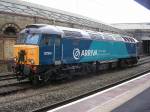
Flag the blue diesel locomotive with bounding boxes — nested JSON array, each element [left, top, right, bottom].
[[13, 24, 139, 84]]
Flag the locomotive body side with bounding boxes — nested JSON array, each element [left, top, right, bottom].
[[61, 36, 137, 64], [12, 24, 139, 84]]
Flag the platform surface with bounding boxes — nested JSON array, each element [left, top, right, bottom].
[[49, 72, 150, 112], [112, 87, 150, 112]]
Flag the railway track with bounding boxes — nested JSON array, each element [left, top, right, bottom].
[[0, 56, 150, 112], [138, 56, 150, 64], [32, 66, 150, 112], [0, 72, 16, 81], [37, 72, 150, 111], [0, 81, 31, 96], [0, 74, 16, 81], [0, 56, 149, 95], [0, 73, 30, 96]]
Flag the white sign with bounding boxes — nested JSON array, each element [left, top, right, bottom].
[[73, 48, 98, 60], [44, 52, 52, 55]]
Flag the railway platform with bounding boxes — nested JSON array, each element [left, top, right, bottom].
[[49, 72, 150, 112]]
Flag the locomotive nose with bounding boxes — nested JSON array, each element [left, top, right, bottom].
[[13, 45, 39, 65]]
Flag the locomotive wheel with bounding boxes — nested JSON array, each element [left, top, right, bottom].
[[42, 73, 50, 83], [66, 71, 73, 80], [109, 63, 112, 69], [29, 75, 40, 85]]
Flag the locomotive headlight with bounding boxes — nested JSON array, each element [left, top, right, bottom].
[[30, 59, 34, 64], [28, 59, 34, 64], [14, 57, 17, 62]]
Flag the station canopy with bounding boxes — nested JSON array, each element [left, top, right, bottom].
[[0, 0, 124, 33]]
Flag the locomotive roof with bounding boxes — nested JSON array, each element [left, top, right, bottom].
[[21, 24, 62, 35], [23, 24, 138, 43]]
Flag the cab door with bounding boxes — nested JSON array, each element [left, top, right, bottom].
[[39, 34, 54, 65], [54, 35, 61, 65]]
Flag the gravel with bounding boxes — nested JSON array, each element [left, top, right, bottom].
[[0, 62, 150, 112]]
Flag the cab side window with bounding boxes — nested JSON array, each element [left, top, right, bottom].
[[41, 34, 52, 46], [55, 35, 61, 47]]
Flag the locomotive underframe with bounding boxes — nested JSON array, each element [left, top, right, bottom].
[[13, 57, 138, 85]]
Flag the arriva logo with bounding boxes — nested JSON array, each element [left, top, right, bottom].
[[73, 48, 98, 60], [73, 48, 80, 60]]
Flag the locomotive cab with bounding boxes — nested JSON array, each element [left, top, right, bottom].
[[39, 34, 61, 65], [13, 25, 62, 82], [14, 33, 40, 65]]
